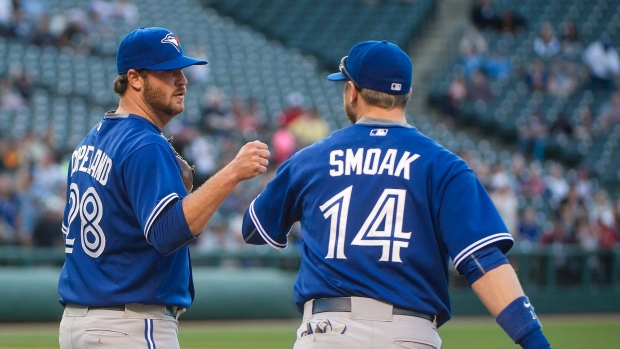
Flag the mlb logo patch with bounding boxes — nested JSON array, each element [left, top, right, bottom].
[[391, 83, 402, 91], [370, 129, 388, 136]]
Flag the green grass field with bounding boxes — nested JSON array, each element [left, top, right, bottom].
[[0, 314, 618, 349]]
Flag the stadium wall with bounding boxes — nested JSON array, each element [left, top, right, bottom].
[[0, 267, 619, 323]]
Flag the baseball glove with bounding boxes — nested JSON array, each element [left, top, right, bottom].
[[168, 136, 195, 193]]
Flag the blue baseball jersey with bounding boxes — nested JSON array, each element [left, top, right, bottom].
[[58, 113, 194, 308], [242, 118, 513, 326]]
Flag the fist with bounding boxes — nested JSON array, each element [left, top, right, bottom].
[[230, 140, 270, 181]]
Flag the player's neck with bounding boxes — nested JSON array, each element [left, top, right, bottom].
[[356, 104, 407, 124], [116, 97, 168, 130]]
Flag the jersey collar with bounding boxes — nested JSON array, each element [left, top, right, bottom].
[[356, 116, 412, 128]]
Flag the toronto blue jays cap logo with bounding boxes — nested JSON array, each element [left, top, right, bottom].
[[161, 33, 181, 52]]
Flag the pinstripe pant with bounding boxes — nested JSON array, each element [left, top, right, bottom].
[[60, 304, 179, 349]]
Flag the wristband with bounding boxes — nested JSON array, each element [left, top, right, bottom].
[[496, 296, 551, 349]]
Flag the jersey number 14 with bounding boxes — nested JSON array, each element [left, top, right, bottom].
[[320, 185, 411, 263]]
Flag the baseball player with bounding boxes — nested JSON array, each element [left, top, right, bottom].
[[58, 27, 270, 349], [242, 40, 551, 349]]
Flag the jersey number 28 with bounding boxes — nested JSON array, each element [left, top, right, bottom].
[[320, 185, 411, 263], [65, 183, 106, 258]]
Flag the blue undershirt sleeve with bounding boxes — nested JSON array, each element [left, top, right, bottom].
[[147, 200, 195, 256], [456, 246, 510, 285]]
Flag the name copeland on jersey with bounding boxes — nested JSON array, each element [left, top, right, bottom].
[[62, 144, 114, 257], [70, 145, 113, 185]]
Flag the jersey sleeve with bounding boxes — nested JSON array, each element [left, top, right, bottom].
[[242, 159, 300, 249], [438, 168, 514, 270], [122, 142, 188, 241]]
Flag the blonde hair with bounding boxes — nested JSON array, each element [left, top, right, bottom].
[[359, 88, 410, 110]]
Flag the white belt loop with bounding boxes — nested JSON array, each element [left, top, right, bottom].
[[123, 303, 166, 319], [350, 297, 393, 322], [303, 299, 314, 321]]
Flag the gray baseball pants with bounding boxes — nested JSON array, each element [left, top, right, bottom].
[[294, 297, 442, 349], [59, 303, 181, 349]]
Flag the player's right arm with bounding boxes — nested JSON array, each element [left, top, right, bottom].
[[182, 140, 270, 236]]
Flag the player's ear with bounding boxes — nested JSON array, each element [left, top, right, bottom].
[[346, 81, 358, 105], [126, 69, 145, 91]]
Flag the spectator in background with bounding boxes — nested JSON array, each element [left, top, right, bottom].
[[0, 172, 21, 245], [595, 90, 620, 131], [540, 217, 575, 245], [518, 109, 548, 160], [559, 20, 583, 59], [11, 65, 34, 101], [589, 189, 615, 231], [489, 167, 519, 236], [534, 22, 560, 60], [525, 58, 549, 92], [545, 163, 570, 206], [518, 206, 541, 244], [270, 126, 296, 165], [497, 9, 525, 34], [485, 48, 512, 81], [548, 109, 573, 141], [459, 25, 488, 78], [200, 88, 235, 137], [467, 68, 493, 102], [547, 57, 579, 98], [29, 13, 56, 47], [520, 161, 547, 199], [444, 72, 468, 121], [277, 91, 308, 128], [288, 106, 330, 149], [0, 76, 26, 110], [573, 105, 594, 142], [470, 0, 500, 31], [237, 97, 267, 142], [582, 34, 620, 91], [574, 166, 594, 201], [576, 217, 598, 251], [91, 0, 138, 26]]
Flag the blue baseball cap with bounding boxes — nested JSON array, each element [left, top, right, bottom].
[[116, 27, 207, 75], [327, 40, 412, 95]]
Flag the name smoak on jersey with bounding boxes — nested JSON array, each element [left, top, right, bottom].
[[70, 145, 113, 185], [329, 148, 420, 179]]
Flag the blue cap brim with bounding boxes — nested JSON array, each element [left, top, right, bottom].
[[327, 72, 346, 81], [145, 55, 207, 71]]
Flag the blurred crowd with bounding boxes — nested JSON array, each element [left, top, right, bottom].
[[0, 0, 617, 264], [446, 0, 620, 163], [0, 86, 330, 250], [0, 0, 137, 54], [437, 0, 620, 254]]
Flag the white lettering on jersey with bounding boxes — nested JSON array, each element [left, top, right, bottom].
[[329, 150, 344, 176], [71, 146, 112, 186], [329, 148, 420, 179], [345, 148, 363, 175]]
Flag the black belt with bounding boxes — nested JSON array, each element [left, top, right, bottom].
[[88, 305, 180, 318], [312, 297, 435, 322]]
